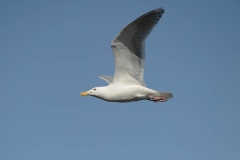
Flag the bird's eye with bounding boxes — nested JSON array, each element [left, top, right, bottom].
[[93, 88, 96, 91]]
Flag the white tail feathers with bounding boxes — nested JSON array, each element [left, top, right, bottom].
[[158, 92, 173, 99]]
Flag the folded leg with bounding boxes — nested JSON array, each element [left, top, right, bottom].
[[147, 96, 167, 102]]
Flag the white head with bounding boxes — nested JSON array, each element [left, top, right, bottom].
[[80, 87, 106, 99]]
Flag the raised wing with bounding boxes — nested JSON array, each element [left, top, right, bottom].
[[99, 75, 114, 84], [111, 8, 164, 85]]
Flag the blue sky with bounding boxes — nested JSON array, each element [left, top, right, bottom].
[[1, 0, 240, 159]]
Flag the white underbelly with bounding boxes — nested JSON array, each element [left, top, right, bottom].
[[104, 85, 148, 102]]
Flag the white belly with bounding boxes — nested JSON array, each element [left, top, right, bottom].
[[102, 85, 155, 102]]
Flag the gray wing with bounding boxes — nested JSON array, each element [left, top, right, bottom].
[[99, 75, 114, 84], [111, 8, 164, 85]]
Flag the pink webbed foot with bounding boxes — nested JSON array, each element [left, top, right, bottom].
[[148, 96, 167, 102]]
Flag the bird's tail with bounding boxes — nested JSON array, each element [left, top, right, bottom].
[[158, 92, 173, 99]]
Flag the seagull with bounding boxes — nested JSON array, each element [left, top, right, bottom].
[[81, 8, 173, 102]]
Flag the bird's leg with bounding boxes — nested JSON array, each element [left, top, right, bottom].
[[147, 96, 167, 102]]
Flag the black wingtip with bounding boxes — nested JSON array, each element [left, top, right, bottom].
[[154, 8, 164, 14]]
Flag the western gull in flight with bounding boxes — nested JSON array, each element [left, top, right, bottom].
[[81, 8, 173, 102]]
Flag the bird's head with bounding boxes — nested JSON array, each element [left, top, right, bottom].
[[80, 87, 105, 98]]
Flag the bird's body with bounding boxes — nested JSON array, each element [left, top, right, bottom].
[[81, 8, 173, 103], [91, 84, 158, 102]]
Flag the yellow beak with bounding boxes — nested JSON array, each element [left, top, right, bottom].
[[80, 91, 90, 96]]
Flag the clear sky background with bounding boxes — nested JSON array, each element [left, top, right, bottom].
[[1, 0, 240, 159]]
